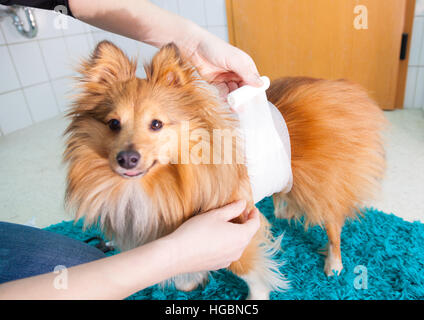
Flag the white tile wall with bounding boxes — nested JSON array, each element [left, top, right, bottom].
[[404, 67, 418, 108], [112, 34, 139, 56], [178, 0, 207, 27], [51, 77, 74, 112], [0, 27, 5, 45], [40, 37, 73, 79], [207, 25, 229, 42], [0, 90, 33, 134], [34, 9, 63, 39], [9, 41, 49, 87], [0, 46, 21, 93], [92, 30, 117, 44], [414, 68, 424, 107], [157, 0, 179, 14], [404, 0, 424, 109], [416, 0, 424, 16], [62, 17, 88, 36], [0, 1, 229, 136], [204, 0, 227, 26], [409, 17, 423, 66], [24, 82, 59, 122], [65, 34, 91, 65]]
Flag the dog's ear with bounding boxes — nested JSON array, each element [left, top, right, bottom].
[[79, 40, 137, 87], [145, 43, 196, 86]]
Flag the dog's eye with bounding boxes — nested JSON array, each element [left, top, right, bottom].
[[108, 119, 121, 131], [150, 119, 163, 131]]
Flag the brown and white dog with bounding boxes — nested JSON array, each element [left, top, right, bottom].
[[64, 40, 386, 299]]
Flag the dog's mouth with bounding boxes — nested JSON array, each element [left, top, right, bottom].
[[119, 160, 158, 179], [123, 171, 144, 177]]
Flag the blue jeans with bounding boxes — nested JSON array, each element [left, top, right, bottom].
[[0, 221, 106, 284]]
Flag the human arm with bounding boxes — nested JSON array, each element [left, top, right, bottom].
[[0, 200, 259, 300], [67, 0, 263, 93], [1, 0, 262, 93]]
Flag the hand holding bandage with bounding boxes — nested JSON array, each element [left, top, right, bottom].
[[227, 76, 293, 203]]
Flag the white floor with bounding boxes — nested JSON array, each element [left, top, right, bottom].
[[0, 109, 423, 228], [366, 109, 424, 222]]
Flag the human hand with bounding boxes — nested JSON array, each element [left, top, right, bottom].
[[184, 28, 263, 98], [163, 200, 260, 275]]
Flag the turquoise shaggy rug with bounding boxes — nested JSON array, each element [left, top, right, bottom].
[[44, 197, 424, 300]]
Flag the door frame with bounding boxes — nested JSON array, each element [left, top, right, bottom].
[[395, 0, 415, 109]]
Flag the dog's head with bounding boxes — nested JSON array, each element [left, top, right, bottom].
[[64, 41, 250, 234], [66, 41, 228, 180]]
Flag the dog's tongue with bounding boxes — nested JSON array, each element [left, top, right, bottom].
[[125, 171, 140, 176]]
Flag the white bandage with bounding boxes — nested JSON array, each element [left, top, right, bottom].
[[228, 76, 292, 203]]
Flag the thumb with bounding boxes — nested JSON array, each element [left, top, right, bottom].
[[215, 200, 247, 221], [240, 207, 261, 234], [228, 51, 263, 87], [243, 73, 263, 87]]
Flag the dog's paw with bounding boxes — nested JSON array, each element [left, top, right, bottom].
[[175, 280, 200, 292], [246, 288, 270, 300], [324, 255, 343, 276], [173, 271, 208, 292]]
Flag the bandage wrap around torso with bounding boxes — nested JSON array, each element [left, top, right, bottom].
[[227, 76, 293, 203]]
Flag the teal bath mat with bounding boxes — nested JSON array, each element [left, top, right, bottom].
[[44, 197, 424, 300]]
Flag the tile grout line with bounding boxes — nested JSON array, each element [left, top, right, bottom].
[[416, 17, 424, 72], [0, 24, 7, 45], [411, 65, 421, 108], [4, 40, 35, 124], [0, 30, 100, 47], [59, 24, 74, 114], [176, 0, 181, 14], [202, 0, 209, 28], [37, 34, 63, 114], [0, 75, 74, 96]]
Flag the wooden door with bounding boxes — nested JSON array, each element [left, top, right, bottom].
[[226, 0, 415, 109]]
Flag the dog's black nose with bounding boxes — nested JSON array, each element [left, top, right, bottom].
[[116, 150, 140, 169]]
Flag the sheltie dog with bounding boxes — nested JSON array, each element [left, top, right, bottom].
[[64, 40, 386, 299]]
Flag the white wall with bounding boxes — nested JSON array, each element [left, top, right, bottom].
[[404, 0, 424, 109], [0, 0, 228, 136]]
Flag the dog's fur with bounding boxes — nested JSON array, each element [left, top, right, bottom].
[[64, 41, 386, 299]]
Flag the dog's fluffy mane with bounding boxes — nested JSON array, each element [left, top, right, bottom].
[[63, 41, 252, 249]]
